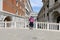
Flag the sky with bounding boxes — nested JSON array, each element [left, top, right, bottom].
[[30, 0, 43, 13]]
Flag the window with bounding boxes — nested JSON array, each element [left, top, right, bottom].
[[16, 0, 18, 6], [47, 4, 49, 8], [47, 13, 49, 20], [44, 8, 45, 11], [44, 14, 45, 18], [26, 9, 29, 15], [16, 0, 18, 3], [20, 0, 22, 2], [16, 10, 18, 15], [47, 13, 48, 15], [55, 0, 58, 2], [47, 0, 49, 8]]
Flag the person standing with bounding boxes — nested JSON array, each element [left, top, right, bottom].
[[29, 16, 34, 30]]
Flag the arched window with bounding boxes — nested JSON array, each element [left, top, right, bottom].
[[55, 0, 58, 3], [4, 16, 12, 21]]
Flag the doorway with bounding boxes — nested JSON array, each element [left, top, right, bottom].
[[57, 16, 60, 30], [57, 16, 60, 23], [4, 16, 12, 27]]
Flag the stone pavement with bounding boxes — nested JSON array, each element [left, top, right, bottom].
[[0, 29, 60, 40]]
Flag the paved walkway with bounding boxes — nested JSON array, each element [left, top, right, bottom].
[[0, 29, 60, 40]]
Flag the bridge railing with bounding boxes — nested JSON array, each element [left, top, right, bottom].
[[0, 21, 25, 29], [0, 21, 60, 31], [36, 22, 60, 30]]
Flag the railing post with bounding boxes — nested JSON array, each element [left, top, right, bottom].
[[15, 22, 16, 28], [36, 21, 38, 29], [5, 22, 7, 28], [59, 23, 60, 30], [47, 23, 49, 30], [25, 21, 26, 28]]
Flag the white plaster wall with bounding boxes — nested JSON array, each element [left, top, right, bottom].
[[12, 17, 25, 22], [0, 15, 6, 21], [12, 17, 25, 28]]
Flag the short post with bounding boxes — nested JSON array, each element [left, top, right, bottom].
[[59, 23, 60, 30], [24, 18, 27, 29], [5, 22, 7, 28], [47, 23, 49, 30], [36, 22, 38, 29], [15, 22, 16, 28], [24, 21, 26, 28]]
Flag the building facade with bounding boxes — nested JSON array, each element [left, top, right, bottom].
[[0, 0, 27, 22], [37, 0, 60, 23], [25, 0, 33, 17], [24, 0, 33, 27]]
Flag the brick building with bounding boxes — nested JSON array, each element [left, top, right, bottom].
[[0, 0, 27, 22], [3, 0, 27, 16]]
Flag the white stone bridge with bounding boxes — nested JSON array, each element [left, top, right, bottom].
[[0, 22, 60, 40]]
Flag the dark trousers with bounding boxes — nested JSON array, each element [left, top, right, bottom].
[[29, 22, 33, 27]]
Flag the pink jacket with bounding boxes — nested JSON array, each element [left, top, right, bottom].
[[29, 17, 34, 22]]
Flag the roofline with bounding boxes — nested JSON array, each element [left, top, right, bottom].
[[28, 0, 33, 11]]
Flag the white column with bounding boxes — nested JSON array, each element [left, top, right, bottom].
[[24, 18, 26, 28], [5, 22, 7, 28], [47, 23, 49, 30], [15, 22, 16, 28], [59, 23, 60, 30], [36, 21, 38, 29]]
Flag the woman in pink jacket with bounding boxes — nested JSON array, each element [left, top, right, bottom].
[[29, 16, 34, 29]]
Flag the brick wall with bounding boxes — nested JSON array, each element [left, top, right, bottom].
[[3, 0, 27, 16], [3, 0, 16, 14]]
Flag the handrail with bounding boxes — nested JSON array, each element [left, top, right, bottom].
[[0, 21, 60, 31], [37, 22, 60, 30]]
